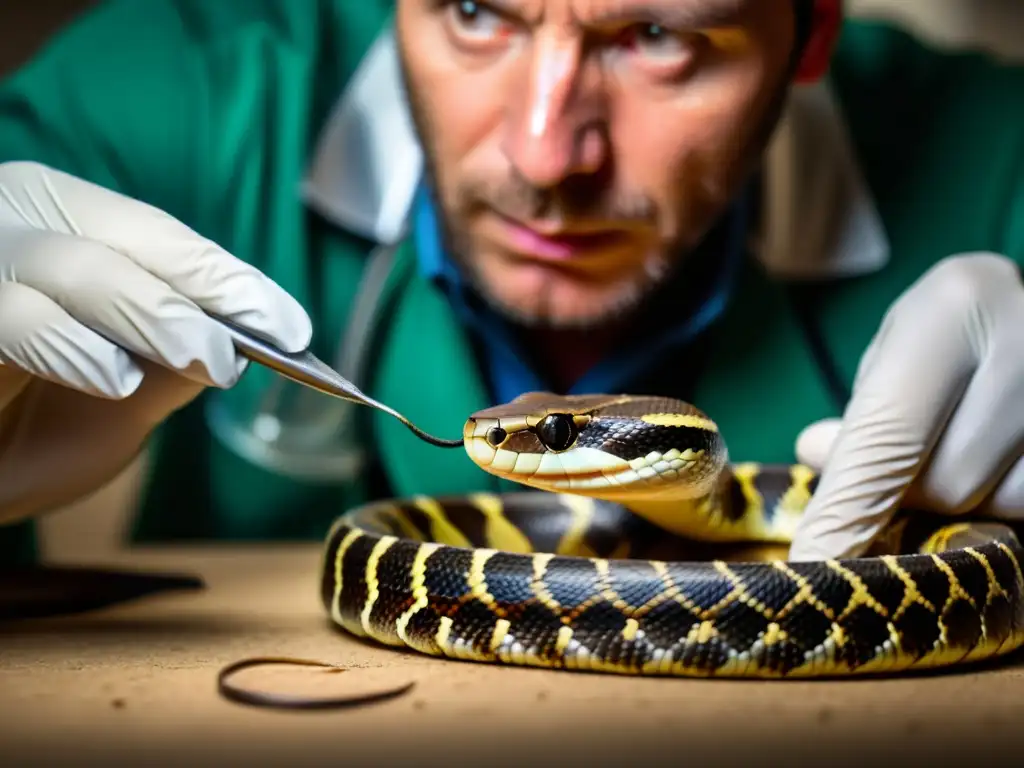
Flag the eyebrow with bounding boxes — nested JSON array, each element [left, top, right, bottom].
[[585, 0, 748, 29]]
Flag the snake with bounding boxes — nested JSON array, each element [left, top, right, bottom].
[[318, 393, 1024, 679]]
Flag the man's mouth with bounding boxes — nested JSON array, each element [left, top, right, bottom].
[[490, 210, 632, 262]]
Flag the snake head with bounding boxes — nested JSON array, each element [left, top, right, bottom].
[[462, 393, 727, 500]]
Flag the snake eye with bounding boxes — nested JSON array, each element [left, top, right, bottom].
[[537, 413, 578, 452], [485, 426, 507, 447]]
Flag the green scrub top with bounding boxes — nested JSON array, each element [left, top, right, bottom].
[[0, 0, 1022, 564]]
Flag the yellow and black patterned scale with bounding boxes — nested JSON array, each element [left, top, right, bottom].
[[320, 394, 1024, 678]]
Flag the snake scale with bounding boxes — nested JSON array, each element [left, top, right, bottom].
[[319, 393, 1024, 679]]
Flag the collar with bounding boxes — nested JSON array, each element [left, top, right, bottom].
[[302, 25, 889, 280]]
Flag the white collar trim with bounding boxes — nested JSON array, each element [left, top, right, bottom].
[[300, 28, 422, 245], [301, 26, 889, 279]]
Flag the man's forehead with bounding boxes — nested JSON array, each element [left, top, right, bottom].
[[478, 0, 753, 27]]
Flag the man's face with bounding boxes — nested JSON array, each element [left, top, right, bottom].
[[397, 0, 798, 329]]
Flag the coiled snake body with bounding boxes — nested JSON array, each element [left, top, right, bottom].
[[320, 394, 1024, 678]]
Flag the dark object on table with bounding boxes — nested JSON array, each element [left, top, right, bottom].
[[0, 565, 205, 622]]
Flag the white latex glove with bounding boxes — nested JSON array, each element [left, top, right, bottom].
[[0, 161, 311, 524], [789, 252, 1024, 561]]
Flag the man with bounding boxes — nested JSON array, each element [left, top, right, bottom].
[[0, 0, 1021, 566]]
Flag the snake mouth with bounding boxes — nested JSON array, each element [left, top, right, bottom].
[[463, 432, 710, 498]]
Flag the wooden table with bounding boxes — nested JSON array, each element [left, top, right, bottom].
[[2, 544, 1022, 766]]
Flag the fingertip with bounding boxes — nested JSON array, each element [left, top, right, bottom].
[[234, 356, 251, 378], [109, 347, 146, 398], [795, 418, 842, 470], [785, 541, 828, 562], [787, 516, 834, 562], [225, 277, 312, 354], [790, 507, 881, 561], [214, 354, 251, 389], [788, 535, 848, 563], [202, 325, 250, 390], [275, 300, 314, 353]]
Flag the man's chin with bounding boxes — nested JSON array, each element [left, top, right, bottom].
[[471, 273, 653, 331], [449, 235, 671, 330]]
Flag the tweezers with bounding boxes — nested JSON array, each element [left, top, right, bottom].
[[214, 314, 464, 448]]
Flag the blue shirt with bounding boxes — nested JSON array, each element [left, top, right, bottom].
[[412, 184, 752, 404]]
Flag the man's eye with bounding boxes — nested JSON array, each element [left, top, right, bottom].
[[622, 23, 688, 60], [448, 0, 509, 40], [636, 23, 669, 44]]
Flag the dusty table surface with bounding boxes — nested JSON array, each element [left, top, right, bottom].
[[1, 544, 1023, 766]]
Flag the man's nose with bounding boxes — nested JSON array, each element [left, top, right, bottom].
[[502, 35, 607, 189]]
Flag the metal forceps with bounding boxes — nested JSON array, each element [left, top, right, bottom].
[[213, 314, 464, 449]]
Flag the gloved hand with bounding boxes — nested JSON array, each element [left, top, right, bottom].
[[789, 252, 1024, 561], [0, 161, 311, 525]]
